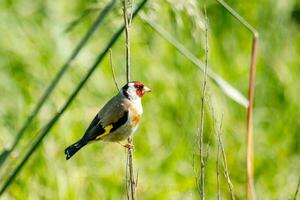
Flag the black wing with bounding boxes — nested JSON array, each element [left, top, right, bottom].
[[111, 111, 129, 132], [81, 111, 129, 143]]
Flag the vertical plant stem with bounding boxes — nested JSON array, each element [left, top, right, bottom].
[[217, 115, 236, 200], [216, 137, 221, 200], [216, 1, 258, 199], [125, 150, 130, 200], [127, 137, 135, 200], [122, 0, 136, 199], [246, 34, 258, 200], [199, 5, 209, 200], [123, 0, 131, 83]]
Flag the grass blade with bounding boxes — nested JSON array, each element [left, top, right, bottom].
[[139, 14, 248, 107]]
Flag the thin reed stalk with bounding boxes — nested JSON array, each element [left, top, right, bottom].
[[122, 0, 136, 199], [216, 135, 221, 200], [217, 115, 236, 200], [216, 1, 259, 199], [198, 5, 209, 199]]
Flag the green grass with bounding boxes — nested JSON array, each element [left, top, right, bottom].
[[0, 0, 300, 199]]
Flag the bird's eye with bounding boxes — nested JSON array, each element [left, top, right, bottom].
[[135, 85, 143, 90]]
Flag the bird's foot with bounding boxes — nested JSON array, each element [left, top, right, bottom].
[[118, 142, 134, 149]]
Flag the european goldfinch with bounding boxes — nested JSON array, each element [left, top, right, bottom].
[[64, 81, 151, 160]]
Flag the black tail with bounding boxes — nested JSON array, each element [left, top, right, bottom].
[[64, 140, 86, 160]]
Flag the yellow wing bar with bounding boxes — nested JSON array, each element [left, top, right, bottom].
[[96, 124, 113, 140]]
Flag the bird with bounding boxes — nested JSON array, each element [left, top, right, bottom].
[[64, 81, 151, 160]]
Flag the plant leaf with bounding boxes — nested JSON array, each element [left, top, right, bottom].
[[139, 14, 249, 107]]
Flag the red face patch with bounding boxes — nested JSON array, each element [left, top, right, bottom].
[[134, 81, 144, 97], [136, 89, 143, 97]]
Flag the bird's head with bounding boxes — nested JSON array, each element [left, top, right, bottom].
[[122, 81, 151, 100]]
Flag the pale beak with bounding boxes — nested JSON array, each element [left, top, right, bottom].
[[143, 86, 151, 93]]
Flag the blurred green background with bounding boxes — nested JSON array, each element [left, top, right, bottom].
[[0, 0, 299, 199]]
